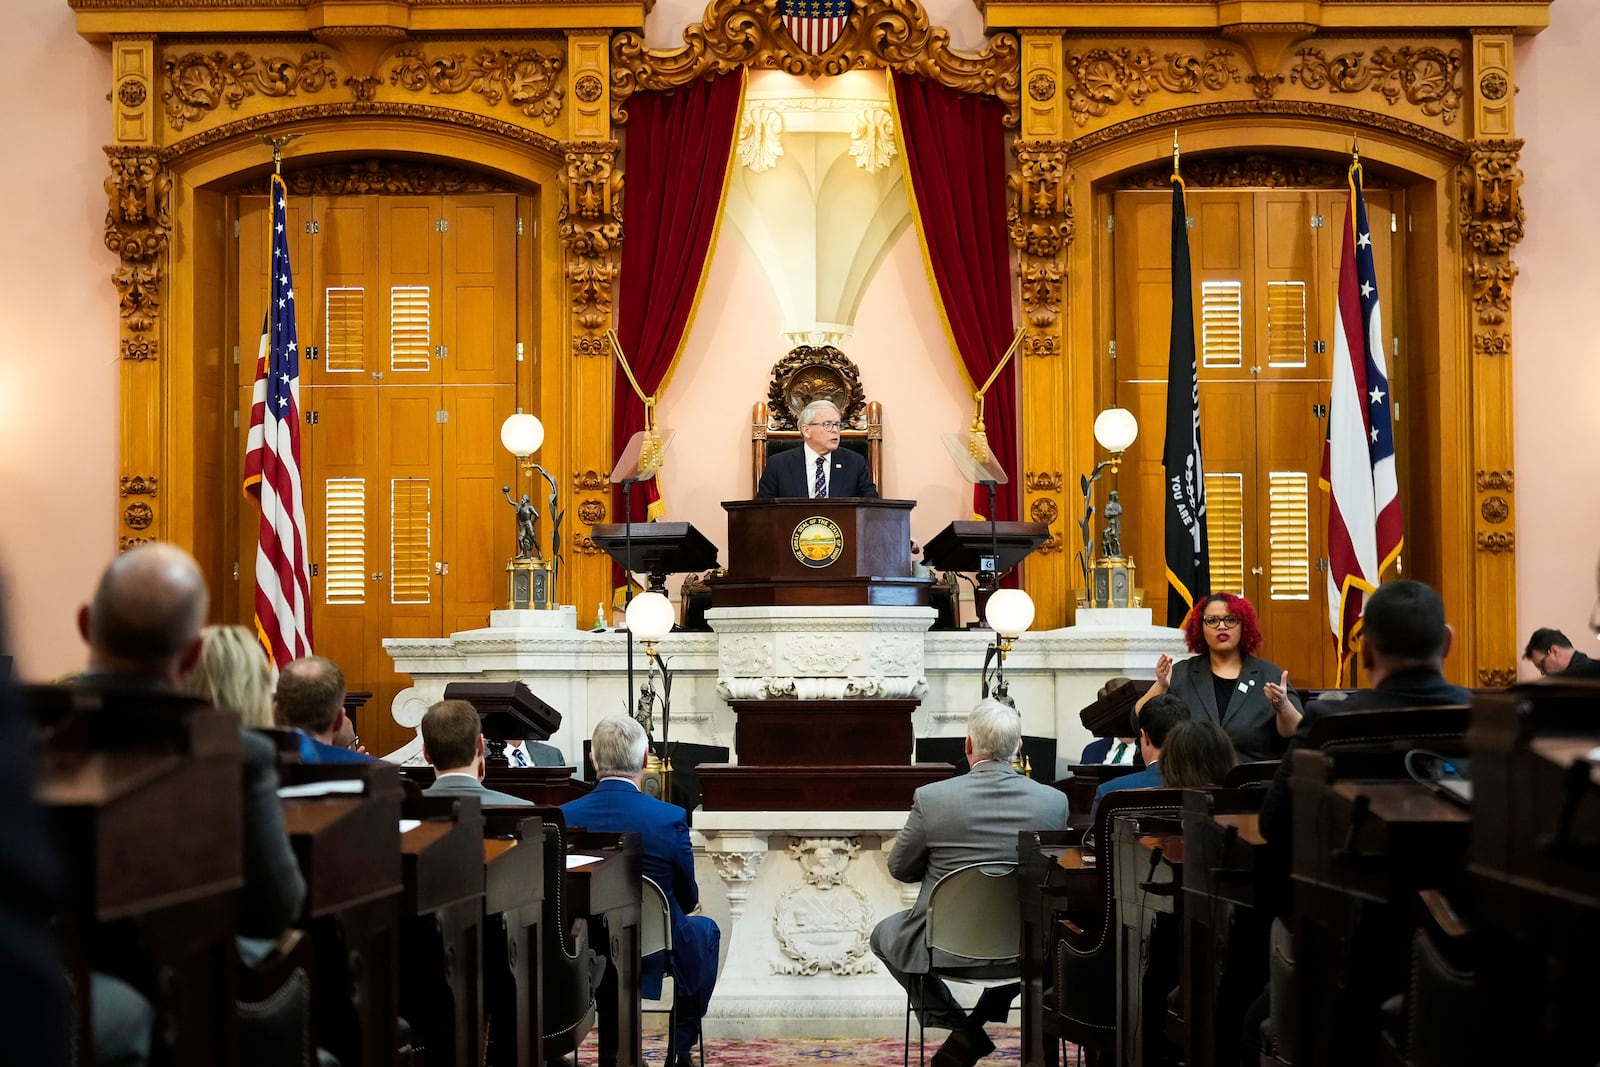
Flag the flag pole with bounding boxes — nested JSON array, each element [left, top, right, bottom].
[[256, 133, 298, 175], [1172, 128, 1180, 177]]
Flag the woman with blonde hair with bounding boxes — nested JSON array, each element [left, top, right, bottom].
[[188, 624, 275, 728]]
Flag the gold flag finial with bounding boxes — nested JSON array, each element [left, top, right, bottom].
[[256, 133, 298, 175], [1173, 129, 1181, 177]]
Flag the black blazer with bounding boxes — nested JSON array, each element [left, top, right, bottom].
[[755, 445, 878, 499], [1167, 652, 1302, 763]]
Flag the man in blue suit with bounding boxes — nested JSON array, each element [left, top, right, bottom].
[[1087, 693, 1192, 824], [274, 656, 376, 764], [755, 399, 879, 499], [562, 715, 719, 1067]]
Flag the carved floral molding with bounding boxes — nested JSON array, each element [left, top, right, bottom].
[[1061, 47, 1242, 127], [1009, 140, 1072, 355], [283, 159, 508, 197], [558, 141, 622, 360], [611, 0, 1020, 125], [1291, 46, 1462, 126], [160, 45, 566, 130], [104, 148, 172, 335]]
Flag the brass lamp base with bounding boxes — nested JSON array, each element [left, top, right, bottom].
[[506, 558, 552, 610], [1083, 556, 1142, 609], [641, 750, 673, 802]]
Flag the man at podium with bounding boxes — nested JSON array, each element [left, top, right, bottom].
[[756, 400, 878, 499]]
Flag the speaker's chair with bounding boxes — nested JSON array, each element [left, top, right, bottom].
[[750, 344, 883, 495]]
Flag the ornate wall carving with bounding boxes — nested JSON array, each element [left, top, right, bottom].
[[611, 0, 1020, 125], [1060, 46, 1243, 127], [1118, 153, 1375, 190], [120, 475, 159, 497], [1290, 46, 1463, 124], [771, 837, 876, 976], [282, 159, 507, 196], [558, 141, 622, 358], [105, 148, 172, 336], [162, 50, 337, 129], [390, 46, 566, 125], [1009, 140, 1072, 353], [573, 469, 611, 553]]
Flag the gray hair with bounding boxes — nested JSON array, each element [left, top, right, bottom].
[[967, 697, 1023, 763], [799, 399, 842, 427], [591, 714, 649, 778]]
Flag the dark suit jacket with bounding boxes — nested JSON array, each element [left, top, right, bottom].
[[241, 729, 309, 937], [1561, 649, 1600, 678], [1257, 668, 1472, 845], [561, 779, 715, 999], [755, 445, 878, 499], [1167, 653, 1303, 763], [1086, 762, 1164, 827], [424, 773, 533, 807], [505, 740, 565, 767]]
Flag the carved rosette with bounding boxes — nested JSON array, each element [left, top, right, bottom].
[[573, 469, 611, 553], [611, 0, 1019, 126], [1009, 141, 1072, 357], [558, 142, 622, 359], [1024, 471, 1064, 555]]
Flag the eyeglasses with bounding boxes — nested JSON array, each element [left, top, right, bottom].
[[1201, 614, 1241, 629], [810, 420, 844, 431]]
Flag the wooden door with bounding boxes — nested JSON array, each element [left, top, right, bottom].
[[235, 192, 521, 754], [1110, 184, 1401, 689]]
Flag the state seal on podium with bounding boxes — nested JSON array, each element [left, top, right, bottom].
[[791, 515, 844, 568]]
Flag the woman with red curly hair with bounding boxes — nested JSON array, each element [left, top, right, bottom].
[[1133, 592, 1303, 761]]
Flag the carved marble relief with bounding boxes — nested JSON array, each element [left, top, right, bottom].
[[772, 838, 876, 976]]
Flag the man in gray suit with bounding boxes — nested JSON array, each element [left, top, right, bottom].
[[872, 699, 1070, 1067], [420, 698, 533, 806]]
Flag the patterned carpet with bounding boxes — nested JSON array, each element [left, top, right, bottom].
[[582, 1027, 1041, 1066]]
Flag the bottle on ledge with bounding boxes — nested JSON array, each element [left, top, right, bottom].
[[593, 601, 607, 632]]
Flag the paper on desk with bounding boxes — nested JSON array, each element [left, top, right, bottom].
[[399, 819, 422, 834], [566, 853, 601, 870], [277, 779, 365, 799]]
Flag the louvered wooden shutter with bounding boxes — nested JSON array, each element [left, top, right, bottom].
[[324, 287, 366, 372], [1201, 281, 1242, 368], [323, 478, 366, 604], [1205, 471, 1245, 594], [1266, 281, 1307, 368], [390, 286, 432, 371], [1268, 471, 1311, 600], [390, 478, 432, 604]]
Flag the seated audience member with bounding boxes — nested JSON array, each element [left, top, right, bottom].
[[1087, 693, 1192, 823], [1158, 720, 1236, 788], [420, 699, 532, 806], [1521, 627, 1600, 678], [872, 699, 1069, 1067], [273, 656, 374, 764], [187, 624, 274, 729], [561, 716, 720, 1067], [76, 544, 306, 1065], [501, 737, 565, 767], [1079, 676, 1138, 765], [1259, 579, 1470, 845]]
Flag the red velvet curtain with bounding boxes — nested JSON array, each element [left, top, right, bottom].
[[890, 71, 1018, 525], [611, 71, 744, 543]]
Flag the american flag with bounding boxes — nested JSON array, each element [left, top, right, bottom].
[[780, 0, 852, 55], [1322, 159, 1402, 683], [243, 173, 313, 670]]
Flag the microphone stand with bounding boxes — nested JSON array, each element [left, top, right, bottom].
[[621, 476, 638, 707]]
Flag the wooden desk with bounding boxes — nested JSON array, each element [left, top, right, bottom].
[[399, 797, 487, 1067], [1179, 793, 1269, 1067], [481, 819, 546, 1067], [568, 831, 644, 1067], [1111, 818, 1183, 1067], [281, 780, 403, 1067], [1018, 830, 1096, 1067]]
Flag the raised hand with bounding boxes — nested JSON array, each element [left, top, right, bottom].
[[1155, 653, 1174, 690], [1265, 669, 1291, 711]]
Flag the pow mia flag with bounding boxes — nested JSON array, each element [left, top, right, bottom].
[[1162, 173, 1210, 627]]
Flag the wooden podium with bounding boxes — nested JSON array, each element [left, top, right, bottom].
[[712, 497, 930, 606]]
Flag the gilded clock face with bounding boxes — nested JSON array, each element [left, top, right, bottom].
[[791, 516, 845, 568]]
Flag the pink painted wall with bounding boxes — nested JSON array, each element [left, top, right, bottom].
[[1, 0, 1594, 682], [1513, 5, 1600, 677], [0, 0, 118, 679]]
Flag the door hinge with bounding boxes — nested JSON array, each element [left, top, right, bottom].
[[1312, 339, 1327, 355], [435, 218, 449, 233], [233, 219, 241, 239], [1106, 215, 1115, 233], [1316, 556, 1330, 573], [516, 217, 524, 236], [305, 345, 319, 361], [1108, 340, 1117, 360], [232, 345, 240, 365], [434, 344, 449, 360], [310, 563, 319, 578], [1312, 403, 1328, 418], [434, 561, 450, 575], [1391, 214, 1398, 233], [232, 561, 239, 581], [516, 341, 525, 363], [306, 410, 320, 425], [1310, 215, 1325, 229], [233, 409, 240, 429], [436, 409, 449, 423], [305, 220, 320, 234], [1186, 215, 1195, 230]]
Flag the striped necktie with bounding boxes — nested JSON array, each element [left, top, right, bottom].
[[512, 747, 528, 767], [1110, 741, 1128, 764], [813, 455, 826, 498]]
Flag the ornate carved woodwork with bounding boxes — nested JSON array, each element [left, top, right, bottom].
[[162, 50, 338, 129], [120, 476, 159, 497], [390, 46, 566, 124], [1060, 46, 1243, 127], [1290, 46, 1463, 124], [763, 347, 869, 429], [1117, 152, 1385, 190], [1010, 140, 1072, 353], [558, 141, 622, 357], [610, 0, 1020, 124], [281, 159, 508, 196]]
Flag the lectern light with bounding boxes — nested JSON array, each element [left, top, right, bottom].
[[499, 413, 545, 458], [985, 588, 1036, 640], [625, 591, 676, 645]]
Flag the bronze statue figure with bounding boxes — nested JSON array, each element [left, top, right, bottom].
[[502, 486, 539, 560]]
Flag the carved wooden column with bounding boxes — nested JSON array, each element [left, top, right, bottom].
[[106, 36, 170, 552], [560, 30, 624, 610], [1461, 31, 1523, 686], [1013, 30, 1075, 627]]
